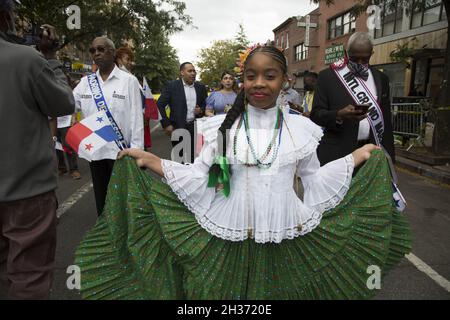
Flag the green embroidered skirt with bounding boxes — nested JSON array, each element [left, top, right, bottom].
[[74, 151, 411, 299]]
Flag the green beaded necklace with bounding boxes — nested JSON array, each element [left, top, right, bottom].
[[233, 106, 283, 169]]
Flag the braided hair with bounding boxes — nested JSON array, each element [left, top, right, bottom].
[[208, 45, 288, 177]]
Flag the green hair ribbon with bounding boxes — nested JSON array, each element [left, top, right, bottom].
[[208, 156, 231, 197]]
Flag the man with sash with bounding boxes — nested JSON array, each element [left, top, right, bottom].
[[310, 32, 395, 167], [73, 37, 144, 216]]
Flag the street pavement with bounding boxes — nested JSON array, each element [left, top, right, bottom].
[[1, 120, 449, 300]]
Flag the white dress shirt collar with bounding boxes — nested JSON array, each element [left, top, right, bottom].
[[182, 79, 195, 88], [96, 65, 122, 84]]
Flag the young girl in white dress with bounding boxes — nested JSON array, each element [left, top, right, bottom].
[[75, 45, 411, 300]]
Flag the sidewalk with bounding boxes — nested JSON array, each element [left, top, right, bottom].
[[396, 155, 450, 185]]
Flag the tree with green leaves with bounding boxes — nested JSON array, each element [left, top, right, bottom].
[[133, 33, 180, 92], [16, 0, 192, 91], [313, 0, 450, 154], [197, 24, 249, 88]]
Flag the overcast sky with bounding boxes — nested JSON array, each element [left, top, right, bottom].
[[170, 0, 318, 66]]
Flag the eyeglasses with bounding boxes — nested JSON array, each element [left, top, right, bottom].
[[89, 46, 106, 54]]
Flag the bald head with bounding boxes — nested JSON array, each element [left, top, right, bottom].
[[347, 32, 373, 65], [347, 32, 373, 54], [93, 37, 116, 51]]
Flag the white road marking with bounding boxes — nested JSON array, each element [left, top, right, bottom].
[[151, 123, 161, 134], [57, 182, 93, 218], [406, 253, 450, 293]]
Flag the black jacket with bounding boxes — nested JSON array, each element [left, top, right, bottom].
[[0, 32, 75, 202], [157, 79, 208, 129], [310, 67, 395, 166]]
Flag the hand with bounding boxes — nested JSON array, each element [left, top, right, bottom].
[[302, 111, 311, 118], [164, 125, 174, 136], [337, 105, 367, 122], [352, 144, 381, 167], [118, 148, 153, 168], [118, 148, 164, 176], [205, 109, 215, 117], [194, 105, 202, 116], [288, 102, 303, 112], [38, 24, 60, 60]]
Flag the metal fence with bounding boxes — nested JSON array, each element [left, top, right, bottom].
[[391, 101, 429, 150]]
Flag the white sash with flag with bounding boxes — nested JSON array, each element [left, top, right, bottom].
[[66, 110, 120, 161], [331, 58, 407, 213]]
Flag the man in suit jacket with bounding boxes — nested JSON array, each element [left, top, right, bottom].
[[157, 62, 207, 163], [310, 32, 395, 166]]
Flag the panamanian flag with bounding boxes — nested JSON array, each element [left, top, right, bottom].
[[143, 77, 161, 120], [66, 111, 119, 161]]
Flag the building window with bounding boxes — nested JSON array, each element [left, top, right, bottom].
[[375, 0, 445, 39], [281, 35, 284, 49], [328, 11, 356, 40], [294, 43, 308, 61], [411, 0, 444, 29], [374, 0, 404, 38], [422, 0, 443, 25], [286, 33, 289, 49], [382, 0, 398, 37]]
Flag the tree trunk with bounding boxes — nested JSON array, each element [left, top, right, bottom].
[[432, 1, 450, 155]]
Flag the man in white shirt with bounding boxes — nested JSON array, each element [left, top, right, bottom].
[[73, 37, 144, 215], [310, 32, 395, 166], [277, 77, 302, 108], [156, 62, 208, 163]]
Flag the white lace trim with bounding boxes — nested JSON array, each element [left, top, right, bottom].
[[309, 154, 354, 213], [161, 160, 211, 216], [196, 211, 324, 244], [160, 154, 354, 244]]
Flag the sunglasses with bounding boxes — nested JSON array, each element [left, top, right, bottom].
[[89, 46, 106, 54]]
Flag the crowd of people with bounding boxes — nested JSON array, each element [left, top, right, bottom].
[[0, 0, 411, 300]]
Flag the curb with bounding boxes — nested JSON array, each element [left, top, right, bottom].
[[396, 156, 450, 185]]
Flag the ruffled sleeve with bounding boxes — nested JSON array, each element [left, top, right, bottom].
[[161, 116, 225, 216], [297, 151, 354, 213]]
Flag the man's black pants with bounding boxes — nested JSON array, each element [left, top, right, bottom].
[[89, 159, 115, 216]]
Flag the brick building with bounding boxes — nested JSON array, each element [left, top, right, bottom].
[[273, 0, 448, 99], [273, 8, 320, 89]]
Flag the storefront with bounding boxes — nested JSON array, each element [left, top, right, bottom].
[[374, 62, 407, 98], [410, 48, 446, 98]]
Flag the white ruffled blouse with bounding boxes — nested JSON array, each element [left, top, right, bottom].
[[161, 104, 354, 244]]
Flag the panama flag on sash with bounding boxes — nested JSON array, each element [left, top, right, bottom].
[[143, 77, 161, 120], [66, 110, 120, 161]]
